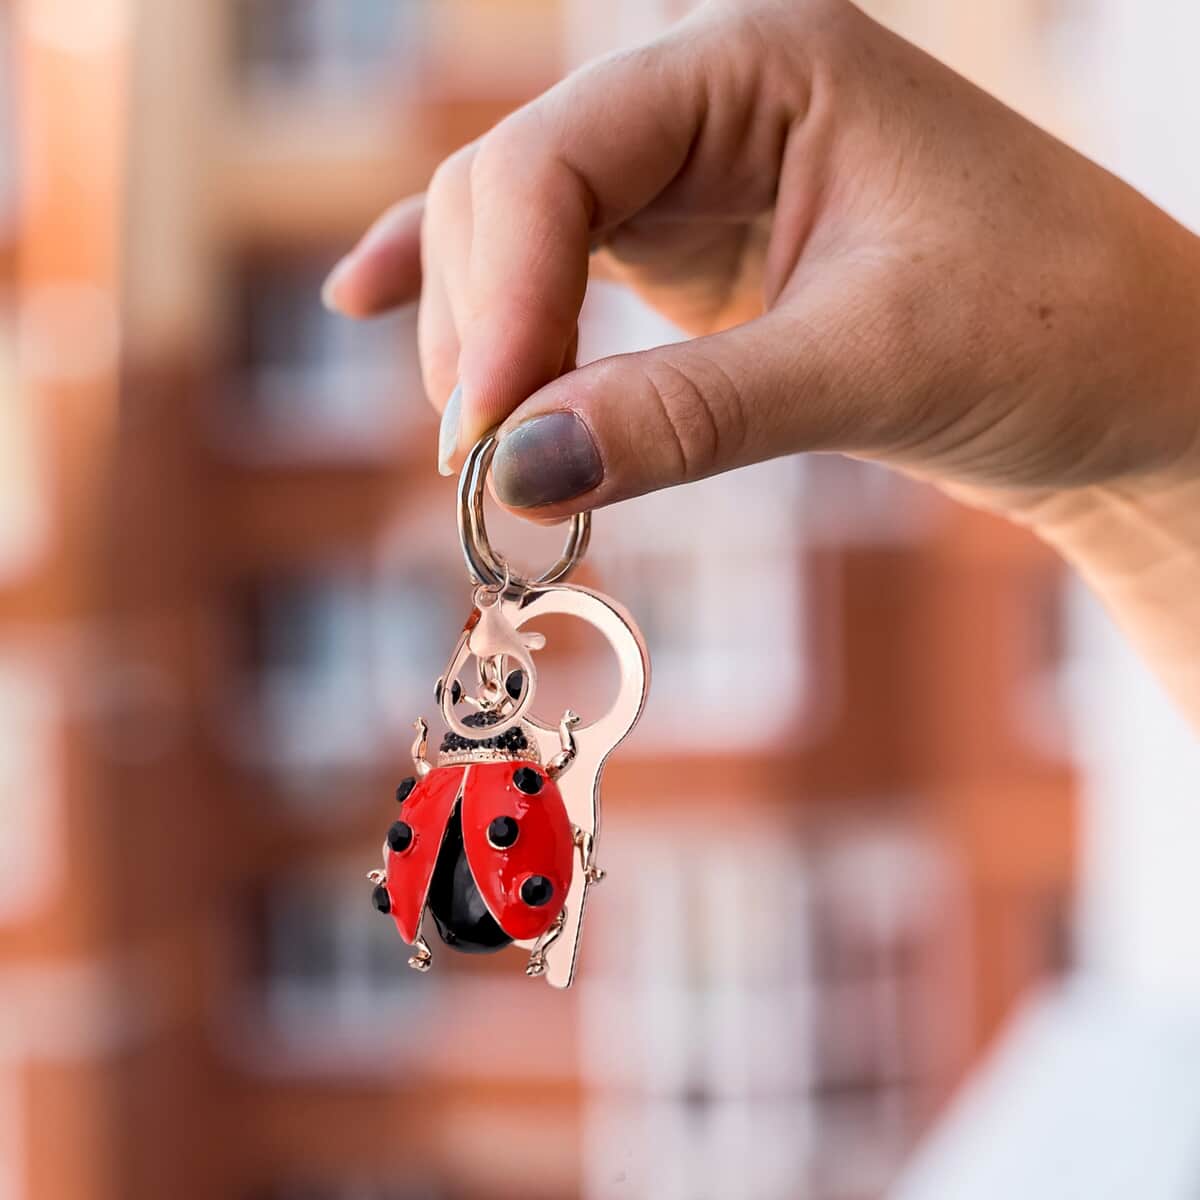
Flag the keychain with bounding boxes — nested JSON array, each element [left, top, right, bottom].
[[367, 433, 650, 989]]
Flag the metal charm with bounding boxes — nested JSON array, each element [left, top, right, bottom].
[[368, 433, 649, 988]]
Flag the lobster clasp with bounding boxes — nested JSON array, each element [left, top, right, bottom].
[[437, 583, 545, 739]]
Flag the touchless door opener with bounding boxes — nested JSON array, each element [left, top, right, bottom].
[[367, 433, 650, 988]]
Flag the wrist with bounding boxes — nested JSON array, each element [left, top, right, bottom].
[[1019, 476, 1200, 580], [1015, 475, 1200, 722]]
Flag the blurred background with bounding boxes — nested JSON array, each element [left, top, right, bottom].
[[1, 0, 1199, 1197]]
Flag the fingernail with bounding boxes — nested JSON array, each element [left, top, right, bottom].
[[321, 256, 353, 312], [437, 384, 463, 476], [493, 412, 603, 508]]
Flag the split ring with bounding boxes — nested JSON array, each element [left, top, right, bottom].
[[457, 432, 591, 595]]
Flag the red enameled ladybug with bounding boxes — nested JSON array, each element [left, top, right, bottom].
[[369, 706, 583, 975]]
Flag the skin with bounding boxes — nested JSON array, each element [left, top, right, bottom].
[[324, 0, 1200, 725]]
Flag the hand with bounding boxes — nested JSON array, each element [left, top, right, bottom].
[[324, 0, 1200, 524]]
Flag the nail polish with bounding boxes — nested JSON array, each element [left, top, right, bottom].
[[492, 412, 603, 508], [320, 256, 352, 312], [438, 384, 463, 476]]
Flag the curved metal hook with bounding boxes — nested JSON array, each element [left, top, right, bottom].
[[512, 584, 649, 750], [506, 582, 650, 990]]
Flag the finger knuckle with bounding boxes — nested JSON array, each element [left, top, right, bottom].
[[640, 354, 743, 481], [470, 118, 529, 194], [802, 0, 851, 22], [428, 145, 473, 204]]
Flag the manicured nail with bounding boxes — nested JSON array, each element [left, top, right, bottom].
[[321, 255, 353, 311], [437, 384, 463, 476], [492, 412, 603, 508]]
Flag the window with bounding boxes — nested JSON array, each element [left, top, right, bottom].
[[223, 562, 461, 796], [806, 830, 969, 1198], [228, 570, 380, 786], [592, 461, 810, 746], [234, 0, 422, 95], [579, 820, 966, 1199], [239, 866, 431, 1065], [372, 565, 466, 731], [579, 822, 816, 1199], [224, 257, 422, 463], [810, 831, 963, 1076]]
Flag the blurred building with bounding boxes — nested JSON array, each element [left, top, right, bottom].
[[0, 2, 1080, 1199]]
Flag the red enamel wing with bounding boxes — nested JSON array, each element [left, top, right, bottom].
[[372, 711, 575, 960]]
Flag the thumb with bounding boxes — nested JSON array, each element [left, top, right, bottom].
[[489, 306, 868, 518]]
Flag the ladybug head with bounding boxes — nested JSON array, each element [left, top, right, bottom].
[[437, 708, 540, 766]]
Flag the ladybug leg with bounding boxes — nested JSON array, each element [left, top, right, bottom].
[[546, 709, 581, 780], [525, 908, 567, 979], [408, 933, 433, 973], [411, 718, 433, 779], [573, 824, 606, 885]]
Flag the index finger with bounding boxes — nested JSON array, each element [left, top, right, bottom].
[[448, 36, 708, 465]]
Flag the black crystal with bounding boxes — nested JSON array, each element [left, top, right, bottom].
[[371, 884, 391, 914], [513, 766, 543, 795], [505, 670, 525, 700], [427, 806, 512, 954], [464, 710, 502, 728], [520, 875, 554, 907], [439, 714, 529, 757], [487, 815, 519, 849], [395, 777, 416, 804], [387, 820, 413, 853]]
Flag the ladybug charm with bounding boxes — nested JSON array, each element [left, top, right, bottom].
[[367, 433, 649, 988], [370, 701, 595, 978]]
